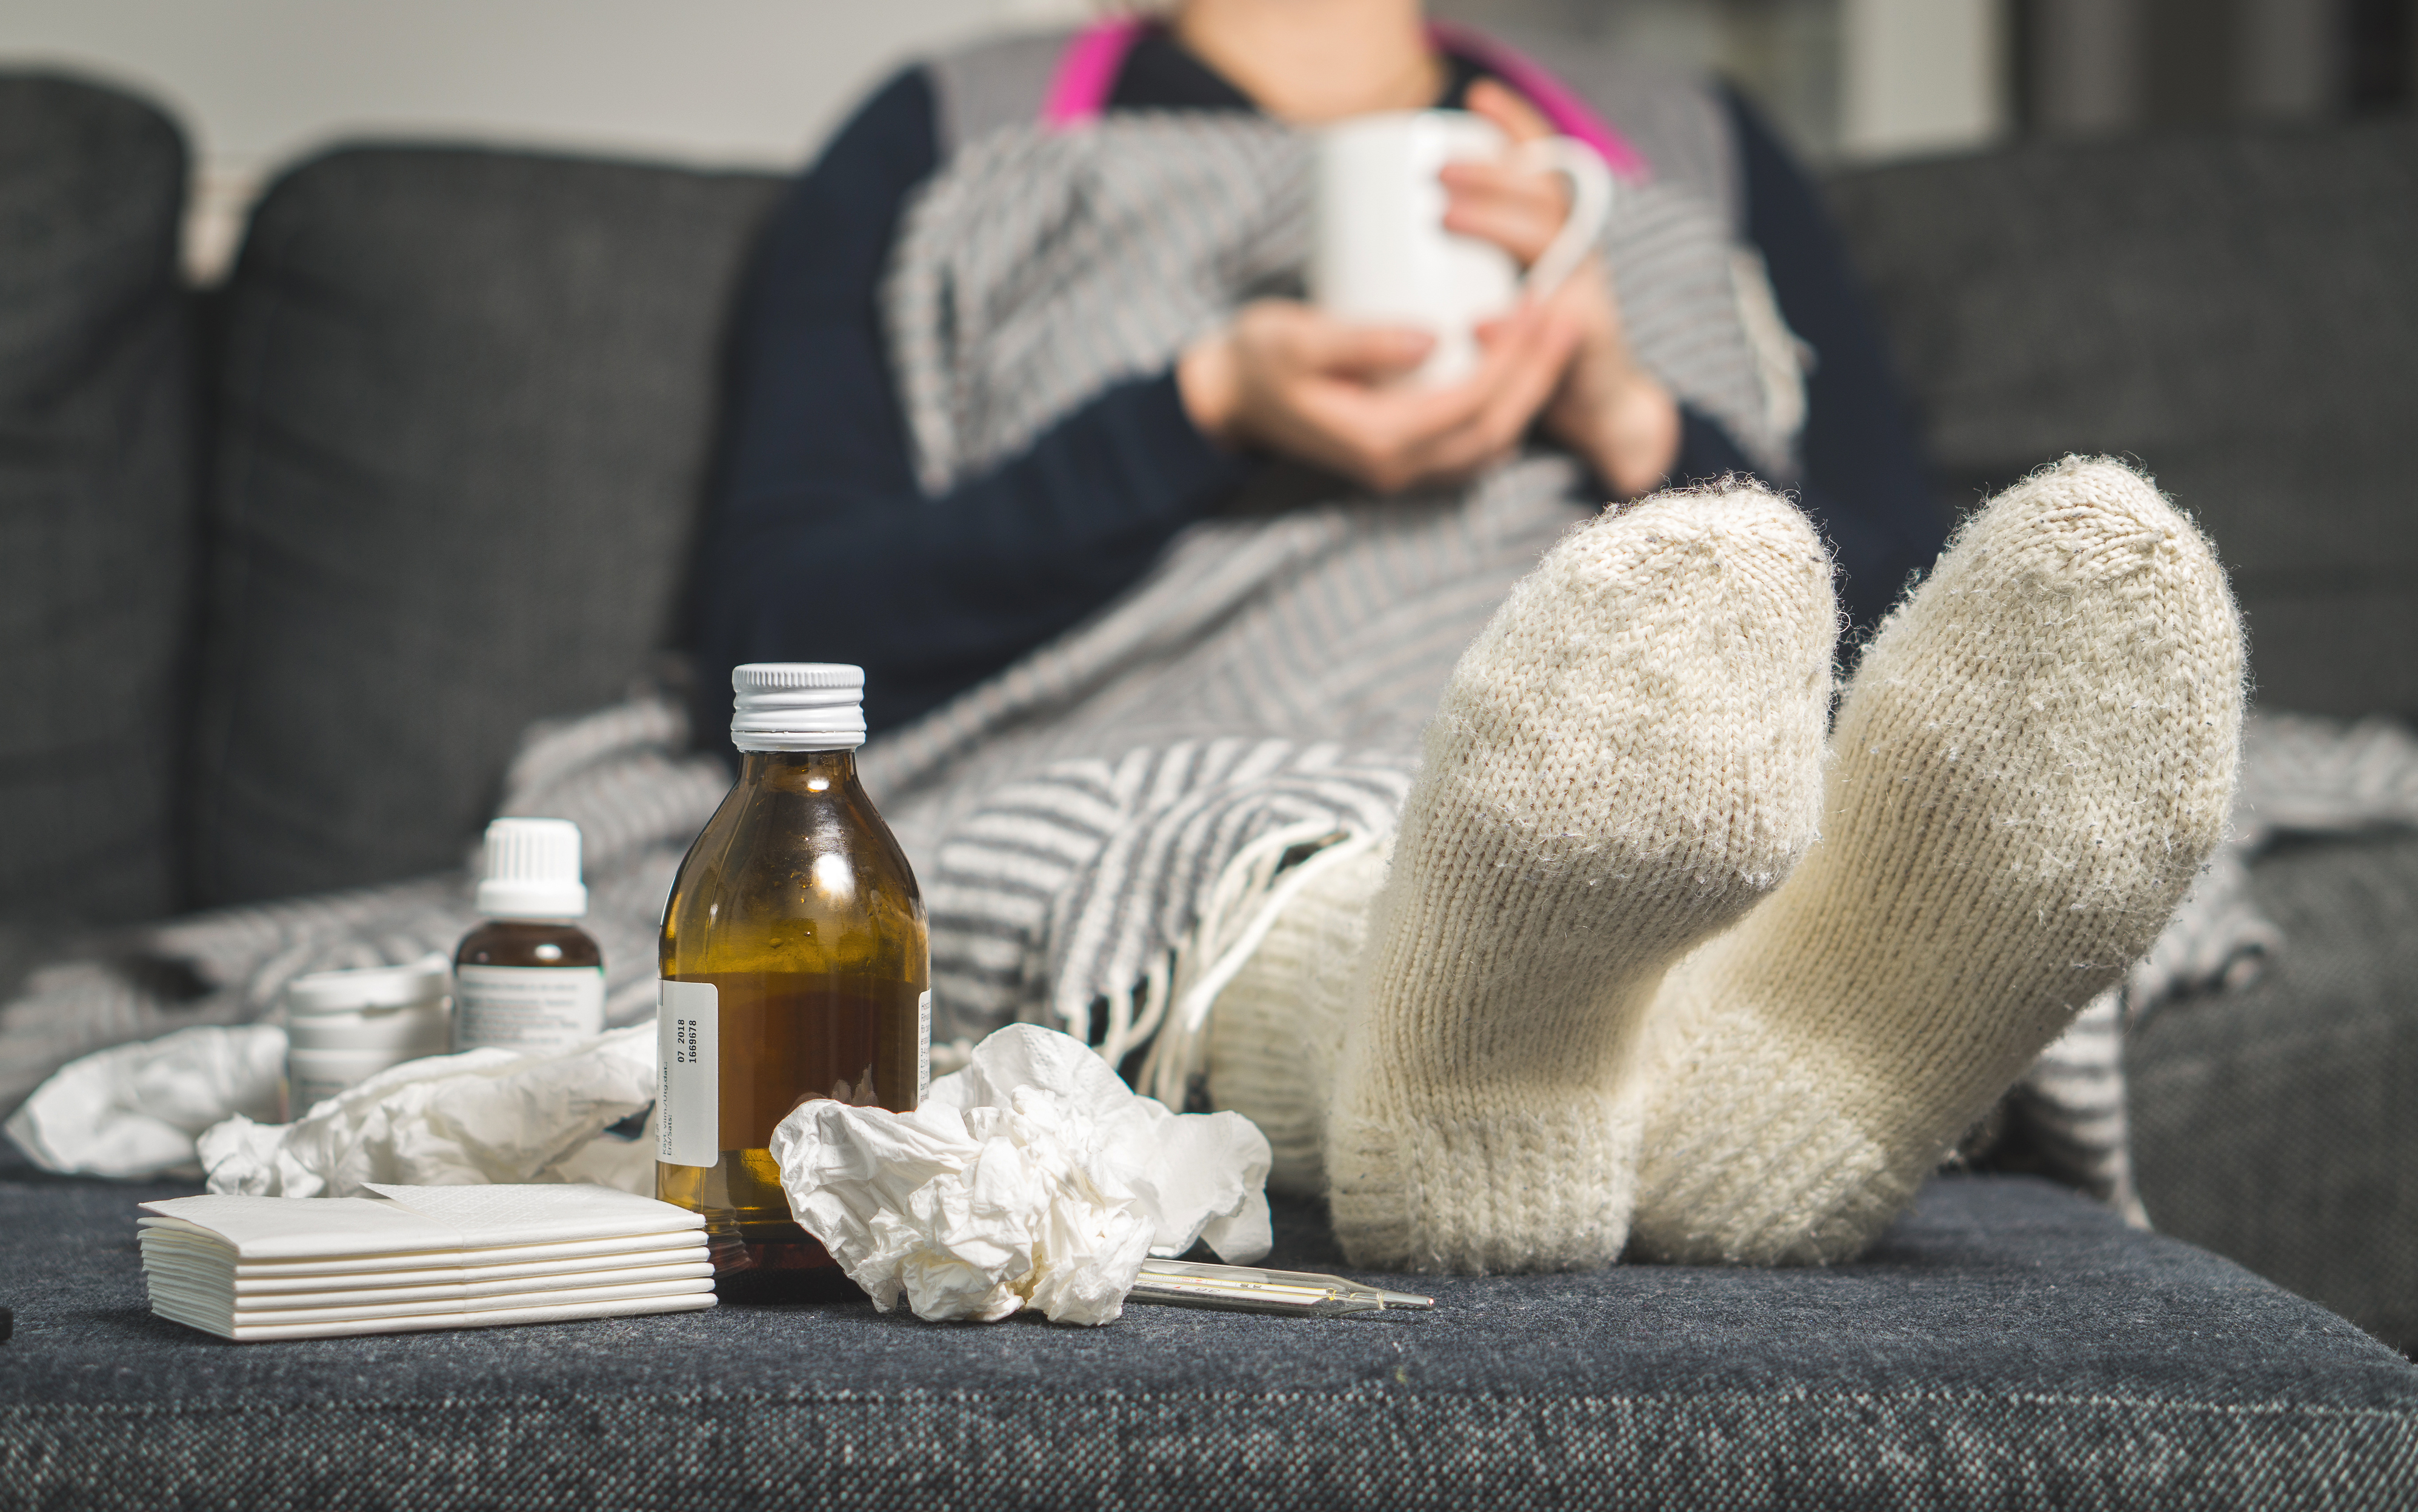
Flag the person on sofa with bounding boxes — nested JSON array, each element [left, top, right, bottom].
[[690, 0, 1945, 742], [686, 0, 2246, 1275]]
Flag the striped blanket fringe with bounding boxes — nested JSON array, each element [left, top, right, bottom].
[[1138, 826, 1384, 1111]]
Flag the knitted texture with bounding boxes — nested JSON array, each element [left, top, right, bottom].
[[1205, 839, 1390, 1196], [1323, 482, 1837, 1272], [1625, 457, 2243, 1264]]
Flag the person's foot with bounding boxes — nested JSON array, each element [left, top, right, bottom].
[[1322, 481, 1837, 1271], [1625, 458, 2243, 1264]]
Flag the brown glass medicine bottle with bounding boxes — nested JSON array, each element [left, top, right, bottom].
[[656, 663, 930, 1277], [454, 818, 605, 1054]]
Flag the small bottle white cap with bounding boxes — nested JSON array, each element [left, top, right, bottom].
[[476, 817, 588, 919], [730, 662, 867, 751], [284, 953, 453, 1016]]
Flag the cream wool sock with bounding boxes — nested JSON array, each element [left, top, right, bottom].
[[1321, 482, 1837, 1273], [1624, 458, 2244, 1265]]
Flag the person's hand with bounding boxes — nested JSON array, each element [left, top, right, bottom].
[[1178, 296, 1582, 496], [1442, 80, 1680, 499]]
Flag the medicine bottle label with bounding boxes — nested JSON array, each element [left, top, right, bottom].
[[918, 990, 932, 1104], [658, 980, 719, 1168], [454, 965, 605, 1054]]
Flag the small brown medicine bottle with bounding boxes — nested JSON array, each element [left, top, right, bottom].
[[454, 818, 605, 1053], [656, 664, 930, 1276]]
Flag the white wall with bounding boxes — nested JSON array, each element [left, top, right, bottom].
[[1838, 0, 2008, 160], [5, 0, 2012, 275], [1, 1, 1062, 278]]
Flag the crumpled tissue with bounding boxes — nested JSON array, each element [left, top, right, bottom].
[[770, 1023, 1273, 1327], [5, 1025, 288, 1179], [196, 1025, 657, 1198]]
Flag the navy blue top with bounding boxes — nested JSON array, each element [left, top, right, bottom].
[[690, 34, 1942, 747]]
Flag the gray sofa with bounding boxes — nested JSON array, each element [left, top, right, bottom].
[[4, 71, 2416, 1509], [1820, 122, 2418, 1356]]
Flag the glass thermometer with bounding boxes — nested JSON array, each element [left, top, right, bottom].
[[1128, 1259, 1434, 1317]]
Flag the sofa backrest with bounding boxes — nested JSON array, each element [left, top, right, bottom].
[[190, 147, 780, 907], [1825, 115, 2418, 720], [0, 74, 195, 927]]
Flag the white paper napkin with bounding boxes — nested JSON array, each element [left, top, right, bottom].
[[138, 1182, 713, 1340], [770, 1024, 1273, 1327], [194, 1027, 658, 1198]]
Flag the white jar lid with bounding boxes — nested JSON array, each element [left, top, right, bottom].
[[285, 954, 453, 1016], [730, 662, 866, 751], [476, 816, 588, 919]]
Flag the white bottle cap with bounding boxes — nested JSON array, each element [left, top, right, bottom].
[[476, 817, 588, 919], [730, 662, 867, 751], [284, 953, 453, 1016]]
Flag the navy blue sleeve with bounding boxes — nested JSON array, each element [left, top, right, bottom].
[[689, 68, 1253, 747], [1725, 85, 1946, 634], [1663, 88, 1946, 635], [1669, 402, 1758, 485]]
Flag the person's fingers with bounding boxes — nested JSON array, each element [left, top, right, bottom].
[[1336, 335, 1539, 487], [1408, 308, 1583, 476], [1271, 390, 1432, 493], [1457, 302, 1587, 482], [1233, 300, 1430, 380], [1439, 158, 1568, 212], [1176, 327, 1243, 443], [1297, 365, 1488, 456], [1536, 254, 1617, 328], [1465, 295, 1557, 367], [1475, 257, 1617, 358], [1442, 194, 1564, 267], [1285, 346, 1535, 491], [1223, 304, 1436, 473], [1377, 313, 1559, 428], [1441, 159, 1571, 267], [1467, 79, 1554, 144], [1481, 309, 1585, 435], [1277, 311, 1437, 382], [1253, 301, 1582, 493]]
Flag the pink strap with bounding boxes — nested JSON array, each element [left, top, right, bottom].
[[1041, 17, 1148, 129], [1425, 21, 1651, 182], [1041, 16, 1652, 183]]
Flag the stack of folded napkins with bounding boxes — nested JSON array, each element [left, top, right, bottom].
[[138, 1182, 714, 1340]]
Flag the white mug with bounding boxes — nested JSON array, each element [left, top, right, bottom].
[[1311, 110, 1614, 386]]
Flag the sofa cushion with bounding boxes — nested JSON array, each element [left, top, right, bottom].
[[0, 74, 195, 926], [1825, 117, 2418, 719], [2131, 826, 2418, 1353], [192, 148, 780, 907], [4, 1173, 2413, 1509]]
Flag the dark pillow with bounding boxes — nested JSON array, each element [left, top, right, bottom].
[[0, 73, 194, 926], [192, 147, 779, 907], [1825, 118, 2418, 718]]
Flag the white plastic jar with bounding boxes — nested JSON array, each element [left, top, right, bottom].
[[282, 955, 453, 1118]]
